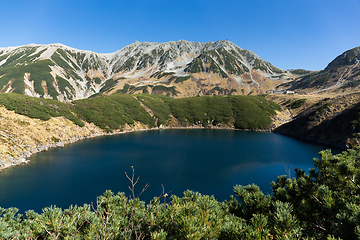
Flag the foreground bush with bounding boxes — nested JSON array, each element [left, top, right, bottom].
[[2, 148, 360, 239]]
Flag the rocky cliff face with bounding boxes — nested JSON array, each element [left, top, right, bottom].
[[0, 40, 291, 101]]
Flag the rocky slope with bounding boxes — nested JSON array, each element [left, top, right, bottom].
[[0, 44, 111, 102], [267, 92, 360, 149], [0, 40, 293, 101], [278, 46, 360, 95], [0, 106, 104, 169]]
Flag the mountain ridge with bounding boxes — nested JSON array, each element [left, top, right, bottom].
[[277, 46, 360, 94], [0, 40, 290, 101], [2, 41, 359, 102]]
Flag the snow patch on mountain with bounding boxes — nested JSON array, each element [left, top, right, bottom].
[[0, 40, 287, 100], [40, 46, 57, 60], [0, 56, 9, 67], [29, 46, 46, 57], [50, 65, 67, 80], [23, 73, 40, 98]]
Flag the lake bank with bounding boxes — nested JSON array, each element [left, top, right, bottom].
[[0, 110, 244, 171], [0, 113, 344, 171], [0, 129, 338, 213], [0, 102, 346, 171]]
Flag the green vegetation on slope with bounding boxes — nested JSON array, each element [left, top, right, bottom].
[[290, 69, 311, 75], [152, 85, 179, 96], [288, 98, 306, 109], [71, 94, 156, 132], [99, 78, 119, 93], [165, 95, 233, 126], [229, 95, 280, 129], [342, 79, 360, 89], [72, 94, 280, 131], [1, 148, 360, 239], [150, 71, 175, 79], [0, 92, 280, 133], [0, 93, 84, 126], [56, 76, 75, 98], [0, 92, 283, 138], [0, 60, 57, 98], [174, 76, 191, 83], [135, 94, 172, 126], [116, 84, 179, 97], [289, 72, 333, 90]]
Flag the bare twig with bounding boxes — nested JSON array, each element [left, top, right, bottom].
[[125, 166, 150, 199], [345, 175, 360, 191], [284, 164, 292, 179], [88, 197, 114, 240], [123, 167, 172, 240]]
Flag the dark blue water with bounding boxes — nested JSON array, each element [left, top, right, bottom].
[[0, 129, 340, 213]]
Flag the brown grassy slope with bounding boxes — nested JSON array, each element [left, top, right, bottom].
[[267, 92, 360, 149]]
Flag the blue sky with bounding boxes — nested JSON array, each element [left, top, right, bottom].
[[0, 0, 359, 71]]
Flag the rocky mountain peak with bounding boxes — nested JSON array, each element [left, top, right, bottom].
[[325, 46, 360, 72]]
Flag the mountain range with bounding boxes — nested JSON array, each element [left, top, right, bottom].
[[0, 40, 293, 101], [0, 40, 359, 102]]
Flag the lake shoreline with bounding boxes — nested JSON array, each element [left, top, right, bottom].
[[1, 124, 261, 171], [0, 121, 343, 172], [0, 128, 329, 214]]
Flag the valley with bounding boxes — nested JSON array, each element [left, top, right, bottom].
[[0, 41, 360, 170]]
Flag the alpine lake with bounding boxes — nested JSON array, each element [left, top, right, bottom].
[[0, 129, 341, 213]]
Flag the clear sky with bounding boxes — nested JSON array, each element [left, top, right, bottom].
[[0, 0, 359, 71]]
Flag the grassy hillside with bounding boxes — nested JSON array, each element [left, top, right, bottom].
[[0, 93, 83, 126], [267, 92, 360, 149], [0, 92, 280, 135], [71, 94, 156, 132], [71, 94, 281, 131]]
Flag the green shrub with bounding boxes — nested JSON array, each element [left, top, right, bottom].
[[174, 76, 191, 83], [289, 99, 306, 109]]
